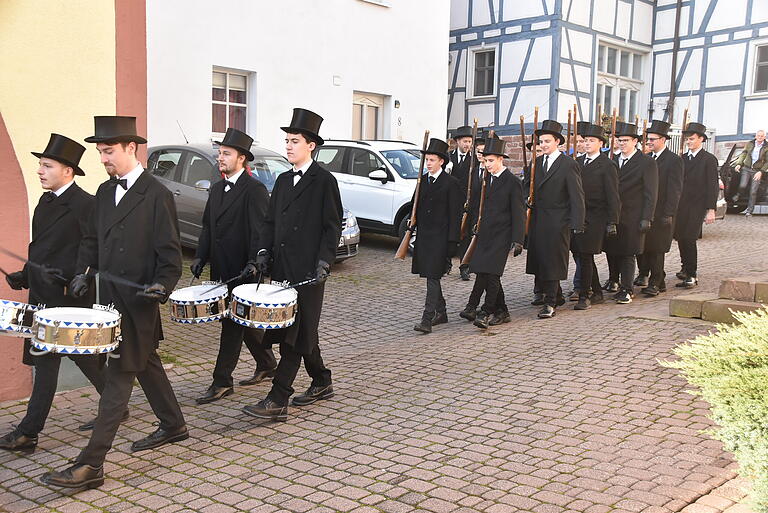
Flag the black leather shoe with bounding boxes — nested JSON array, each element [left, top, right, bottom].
[[41, 463, 104, 489], [602, 280, 619, 292], [432, 311, 448, 326], [641, 285, 660, 297], [242, 398, 288, 421], [239, 369, 276, 386], [537, 305, 556, 319], [413, 319, 432, 333], [658, 282, 667, 292], [675, 270, 688, 281], [292, 385, 334, 406], [676, 276, 698, 288], [590, 293, 605, 305], [567, 290, 579, 301], [489, 311, 510, 325], [459, 265, 471, 281], [459, 306, 477, 321], [196, 385, 234, 404], [556, 295, 566, 307], [530, 293, 545, 306], [473, 313, 490, 329], [79, 409, 129, 432], [633, 274, 649, 287], [574, 296, 591, 310], [615, 290, 633, 304], [130, 425, 189, 452], [0, 431, 37, 453]]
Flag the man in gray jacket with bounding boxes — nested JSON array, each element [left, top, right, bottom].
[[732, 130, 768, 215]]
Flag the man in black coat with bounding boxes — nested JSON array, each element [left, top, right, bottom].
[[635, 120, 684, 296], [603, 122, 658, 304], [525, 120, 585, 318], [411, 138, 462, 334], [460, 137, 525, 328], [243, 108, 342, 421], [42, 116, 187, 489], [572, 124, 620, 310], [1, 134, 106, 453], [674, 122, 719, 288], [449, 126, 475, 281], [191, 128, 276, 404]]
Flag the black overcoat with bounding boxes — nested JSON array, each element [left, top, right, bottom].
[[22, 183, 96, 365], [674, 150, 719, 241], [467, 169, 525, 276], [449, 149, 473, 196], [603, 151, 658, 255], [79, 171, 182, 372], [261, 161, 342, 355], [571, 154, 620, 255], [643, 148, 684, 253], [411, 172, 462, 279], [195, 173, 269, 282], [525, 153, 585, 280]]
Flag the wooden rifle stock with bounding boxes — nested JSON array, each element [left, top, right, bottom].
[[566, 110, 572, 157], [524, 107, 539, 235], [609, 108, 618, 155], [572, 103, 578, 159], [461, 129, 495, 265], [641, 119, 648, 154], [459, 119, 479, 239], [679, 108, 689, 156], [395, 130, 429, 260]]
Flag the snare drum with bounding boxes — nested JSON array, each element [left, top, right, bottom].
[[168, 282, 228, 324], [31, 305, 121, 355], [0, 299, 41, 338], [229, 284, 298, 329]]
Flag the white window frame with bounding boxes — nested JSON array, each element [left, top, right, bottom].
[[466, 44, 499, 100], [745, 38, 768, 98], [211, 68, 250, 138], [595, 40, 648, 122]]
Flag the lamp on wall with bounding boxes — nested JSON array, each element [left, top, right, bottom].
[[394, 100, 400, 109]]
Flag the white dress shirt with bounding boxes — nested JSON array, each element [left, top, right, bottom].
[[292, 159, 313, 186], [115, 163, 144, 205], [52, 180, 75, 197], [427, 168, 443, 182], [687, 147, 702, 159], [752, 142, 764, 164], [224, 168, 246, 192]]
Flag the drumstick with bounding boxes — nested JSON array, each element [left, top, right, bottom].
[[188, 275, 195, 287], [256, 271, 262, 291], [264, 276, 322, 294], [201, 275, 238, 295], [0, 266, 9, 277]]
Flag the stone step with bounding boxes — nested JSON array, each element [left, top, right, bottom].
[[669, 293, 719, 319], [701, 299, 765, 324], [718, 279, 756, 302]]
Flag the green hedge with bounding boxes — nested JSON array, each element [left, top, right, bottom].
[[662, 308, 768, 512]]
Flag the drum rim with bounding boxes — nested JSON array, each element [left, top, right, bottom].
[[169, 285, 228, 304], [34, 306, 120, 328], [170, 313, 225, 324], [31, 339, 120, 353], [0, 324, 31, 334], [229, 314, 296, 330], [0, 300, 40, 310], [230, 295, 297, 307]]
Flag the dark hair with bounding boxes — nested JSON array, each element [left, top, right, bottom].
[[286, 131, 319, 146]]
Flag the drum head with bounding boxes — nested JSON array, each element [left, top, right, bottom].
[[35, 307, 120, 328], [170, 284, 227, 303], [232, 283, 297, 305]]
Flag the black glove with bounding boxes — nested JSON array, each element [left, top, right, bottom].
[[190, 258, 204, 278], [639, 219, 652, 233], [5, 271, 27, 290], [40, 265, 67, 286], [512, 242, 523, 257], [69, 273, 89, 298], [606, 224, 618, 237], [661, 216, 673, 226], [446, 241, 459, 258], [240, 262, 257, 279], [137, 282, 167, 303], [255, 249, 271, 274], [313, 260, 330, 284], [572, 228, 585, 235]]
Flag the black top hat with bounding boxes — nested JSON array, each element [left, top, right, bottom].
[[453, 125, 474, 139], [534, 120, 565, 145], [579, 124, 607, 143], [31, 133, 86, 176], [482, 137, 507, 158], [615, 122, 639, 139], [525, 140, 539, 150], [682, 121, 708, 141], [421, 138, 450, 162], [575, 121, 591, 135], [215, 128, 254, 161], [646, 119, 671, 138], [281, 108, 324, 145], [84, 116, 147, 144]]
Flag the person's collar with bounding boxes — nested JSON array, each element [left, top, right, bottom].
[[489, 167, 505, 178], [428, 168, 443, 180], [689, 146, 702, 157], [226, 168, 246, 184], [52, 180, 75, 197], [293, 158, 312, 174], [621, 149, 637, 160], [653, 147, 667, 159], [756, 140, 764, 147], [119, 162, 144, 189], [586, 152, 601, 160], [543, 150, 561, 161]]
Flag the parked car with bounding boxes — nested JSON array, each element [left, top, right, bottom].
[[720, 142, 768, 212], [147, 143, 360, 262], [313, 140, 422, 241]]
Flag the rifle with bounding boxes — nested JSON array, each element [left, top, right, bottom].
[[520, 115, 528, 170], [566, 109, 572, 156], [461, 129, 495, 266], [459, 119, 479, 239], [641, 119, 648, 154], [572, 103, 578, 159], [609, 108, 618, 155], [679, 108, 689, 156], [394, 130, 429, 260], [524, 106, 540, 235]]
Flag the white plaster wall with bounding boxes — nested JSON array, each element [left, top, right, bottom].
[[499, 84, 551, 123], [472, 0, 492, 27], [468, 102, 495, 127], [564, 28, 593, 63], [563, 0, 591, 27], [147, 0, 449, 151], [703, 90, 741, 135], [706, 44, 747, 88], [654, 5, 690, 40], [632, 1, 654, 46], [451, 0, 469, 30], [500, 39, 530, 84], [752, 4, 768, 25], [743, 99, 768, 133], [707, 0, 748, 32], [616, 1, 632, 40], [592, 0, 616, 35], [501, 0, 548, 21], [524, 36, 553, 80], [448, 91, 466, 128]]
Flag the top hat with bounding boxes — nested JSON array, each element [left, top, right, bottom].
[[215, 128, 254, 161], [482, 137, 507, 158], [682, 121, 708, 141], [575, 121, 591, 136], [421, 138, 450, 162], [615, 122, 639, 139], [281, 108, 324, 145], [534, 120, 565, 145], [646, 119, 671, 138], [453, 125, 474, 139], [31, 133, 86, 176], [84, 116, 147, 144], [579, 123, 607, 144]]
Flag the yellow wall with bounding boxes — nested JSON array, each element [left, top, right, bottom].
[[0, 0, 117, 216]]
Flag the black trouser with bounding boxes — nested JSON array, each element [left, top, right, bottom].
[[268, 343, 331, 406], [571, 252, 583, 291], [78, 351, 185, 467], [16, 354, 105, 437], [212, 319, 276, 388], [577, 254, 602, 298], [636, 254, 648, 277], [638, 252, 666, 287], [424, 278, 446, 318], [540, 279, 563, 307], [677, 239, 698, 277], [607, 254, 636, 292], [467, 273, 505, 314], [738, 167, 762, 212]]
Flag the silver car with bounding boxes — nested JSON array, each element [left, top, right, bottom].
[[147, 143, 360, 262]]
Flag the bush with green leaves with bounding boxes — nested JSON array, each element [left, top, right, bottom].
[[662, 308, 768, 512]]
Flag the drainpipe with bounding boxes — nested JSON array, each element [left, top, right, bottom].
[[665, 0, 683, 123]]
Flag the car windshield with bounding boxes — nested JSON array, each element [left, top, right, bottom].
[[380, 149, 423, 178], [250, 156, 292, 193]]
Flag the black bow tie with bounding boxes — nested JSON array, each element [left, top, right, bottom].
[[43, 191, 56, 203], [110, 176, 128, 190], [291, 169, 304, 177]]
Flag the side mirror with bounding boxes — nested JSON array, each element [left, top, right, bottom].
[[194, 179, 211, 192], [368, 169, 389, 183]]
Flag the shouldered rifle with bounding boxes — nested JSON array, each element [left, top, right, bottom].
[[679, 108, 689, 156], [524, 106, 540, 236], [520, 115, 528, 169], [641, 119, 648, 154], [459, 119, 479, 239], [461, 129, 495, 266], [609, 108, 618, 157], [394, 130, 430, 260], [572, 103, 578, 159]]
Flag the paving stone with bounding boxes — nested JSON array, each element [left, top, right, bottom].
[[701, 299, 765, 323]]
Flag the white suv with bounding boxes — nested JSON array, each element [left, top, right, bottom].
[[314, 140, 421, 239]]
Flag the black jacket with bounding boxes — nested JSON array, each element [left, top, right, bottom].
[[449, 149, 473, 196], [643, 148, 684, 253], [675, 149, 719, 241], [571, 154, 620, 255]]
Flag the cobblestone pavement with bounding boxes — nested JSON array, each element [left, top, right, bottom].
[[1, 214, 767, 513]]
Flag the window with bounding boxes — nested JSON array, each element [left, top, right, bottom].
[[179, 153, 215, 187], [251, 156, 291, 193], [315, 147, 346, 174], [473, 49, 496, 97], [596, 43, 646, 122], [349, 149, 384, 178], [149, 150, 182, 179], [755, 44, 768, 93], [212, 70, 248, 135], [352, 92, 384, 140], [381, 149, 422, 178]]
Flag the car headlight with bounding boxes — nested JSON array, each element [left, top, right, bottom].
[[345, 212, 358, 229]]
